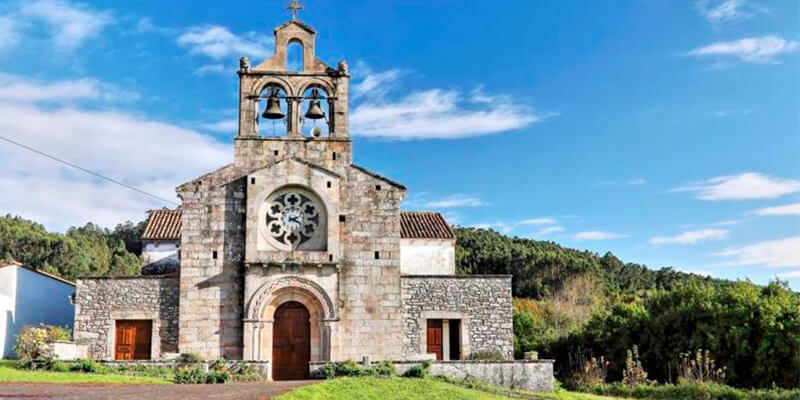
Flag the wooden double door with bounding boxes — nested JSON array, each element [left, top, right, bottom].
[[272, 301, 311, 380], [114, 320, 152, 360]]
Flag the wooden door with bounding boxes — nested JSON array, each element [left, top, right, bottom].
[[427, 319, 443, 361], [272, 302, 310, 380], [115, 320, 152, 360]]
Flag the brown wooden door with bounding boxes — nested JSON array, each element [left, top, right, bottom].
[[272, 302, 310, 380], [115, 320, 152, 360], [427, 319, 443, 361]]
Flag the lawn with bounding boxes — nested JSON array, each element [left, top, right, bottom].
[[275, 377, 633, 400], [0, 360, 170, 384]]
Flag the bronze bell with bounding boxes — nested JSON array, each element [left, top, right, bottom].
[[261, 94, 284, 120], [304, 89, 325, 120]]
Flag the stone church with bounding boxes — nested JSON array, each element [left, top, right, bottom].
[[74, 9, 512, 381]]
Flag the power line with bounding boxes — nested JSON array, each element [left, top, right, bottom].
[[0, 135, 180, 206]]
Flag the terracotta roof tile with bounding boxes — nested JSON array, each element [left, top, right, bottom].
[[400, 212, 455, 240], [142, 208, 182, 240]]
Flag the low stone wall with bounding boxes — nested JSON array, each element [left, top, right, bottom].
[[309, 360, 555, 392], [100, 360, 271, 378], [74, 276, 179, 360], [401, 275, 514, 359], [50, 341, 88, 361]]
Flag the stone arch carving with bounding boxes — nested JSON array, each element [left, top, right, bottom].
[[296, 78, 335, 99], [247, 276, 336, 321], [253, 76, 296, 98]]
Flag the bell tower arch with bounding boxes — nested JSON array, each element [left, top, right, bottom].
[[235, 5, 351, 172]]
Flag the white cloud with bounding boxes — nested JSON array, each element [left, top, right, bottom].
[[0, 16, 20, 52], [650, 228, 730, 245], [689, 36, 798, 64], [518, 218, 557, 226], [715, 236, 800, 268], [595, 178, 647, 187], [0, 80, 230, 231], [350, 71, 554, 140], [177, 25, 273, 61], [672, 172, 800, 200], [751, 202, 800, 217], [199, 119, 238, 133], [20, 0, 114, 53], [536, 226, 565, 236], [410, 194, 485, 209], [695, 0, 766, 25], [194, 64, 228, 76], [0, 74, 138, 103], [776, 270, 800, 278], [573, 231, 627, 241]]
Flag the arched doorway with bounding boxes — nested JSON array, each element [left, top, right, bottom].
[[272, 301, 310, 380]]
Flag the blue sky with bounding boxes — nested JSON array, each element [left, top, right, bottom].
[[0, 0, 797, 288]]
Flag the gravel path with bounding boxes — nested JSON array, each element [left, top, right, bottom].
[[0, 381, 314, 400]]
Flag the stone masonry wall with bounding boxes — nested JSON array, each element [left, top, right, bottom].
[[401, 276, 513, 359], [177, 165, 247, 360], [334, 167, 406, 361], [73, 277, 178, 360]]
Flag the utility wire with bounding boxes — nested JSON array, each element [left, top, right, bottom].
[[0, 135, 180, 206]]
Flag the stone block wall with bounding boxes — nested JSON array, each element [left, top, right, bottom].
[[73, 276, 178, 360], [177, 164, 247, 360], [401, 276, 513, 359], [335, 167, 406, 361]]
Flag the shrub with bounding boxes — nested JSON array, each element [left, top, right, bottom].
[[178, 352, 203, 363], [70, 359, 109, 374], [679, 349, 726, 384], [622, 346, 649, 386], [15, 358, 55, 371], [402, 361, 431, 378], [575, 355, 608, 385], [369, 361, 396, 377], [113, 364, 174, 378], [14, 326, 52, 361], [174, 367, 206, 384], [581, 381, 800, 400], [49, 361, 71, 373], [204, 370, 231, 384], [319, 360, 365, 378], [467, 350, 506, 361]]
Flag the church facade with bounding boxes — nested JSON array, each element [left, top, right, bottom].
[[74, 14, 512, 380]]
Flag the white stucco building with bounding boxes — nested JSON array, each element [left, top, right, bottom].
[[0, 261, 75, 358]]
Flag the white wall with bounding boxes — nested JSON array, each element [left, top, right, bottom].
[[1, 266, 75, 359], [142, 241, 180, 264], [400, 239, 456, 275]]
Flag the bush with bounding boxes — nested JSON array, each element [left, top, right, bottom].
[[15, 358, 55, 371], [70, 359, 109, 374], [581, 381, 800, 400], [467, 350, 506, 361], [178, 352, 203, 363], [50, 361, 71, 373], [174, 367, 206, 384], [113, 364, 174, 378], [204, 370, 231, 384], [320, 360, 365, 379], [402, 361, 431, 378], [622, 346, 649, 386], [369, 361, 396, 377]]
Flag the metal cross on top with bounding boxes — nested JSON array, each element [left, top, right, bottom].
[[286, 0, 303, 20]]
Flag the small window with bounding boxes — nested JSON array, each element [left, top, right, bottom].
[[250, 177, 256, 185], [375, 185, 381, 191], [329, 254, 333, 262], [212, 251, 218, 259], [374, 251, 380, 260], [175, 244, 180, 249], [274, 150, 279, 156], [339, 215, 346, 222], [327, 181, 332, 188], [332, 152, 337, 160]]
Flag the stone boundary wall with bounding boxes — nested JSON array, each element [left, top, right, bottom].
[[309, 360, 554, 392], [50, 341, 88, 361], [101, 360, 271, 378], [401, 275, 513, 359], [74, 276, 179, 360]]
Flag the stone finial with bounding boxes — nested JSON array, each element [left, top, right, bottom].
[[240, 57, 251, 72], [338, 60, 348, 74]]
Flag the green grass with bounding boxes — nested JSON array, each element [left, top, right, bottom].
[[0, 360, 170, 384], [275, 377, 633, 400]]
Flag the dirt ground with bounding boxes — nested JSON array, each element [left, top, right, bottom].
[[0, 381, 314, 400]]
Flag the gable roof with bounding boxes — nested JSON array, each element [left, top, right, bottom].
[[142, 208, 182, 240], [400, 212, 455, 240], [0, 261, 75, 286], [351, 164, 407, 190]]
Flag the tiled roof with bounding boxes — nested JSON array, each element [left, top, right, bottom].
[[400, 212, 455, 240], [142, 208, 182, 240]]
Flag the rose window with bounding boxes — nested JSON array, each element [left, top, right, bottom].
[[264, 189, 324, 250]]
